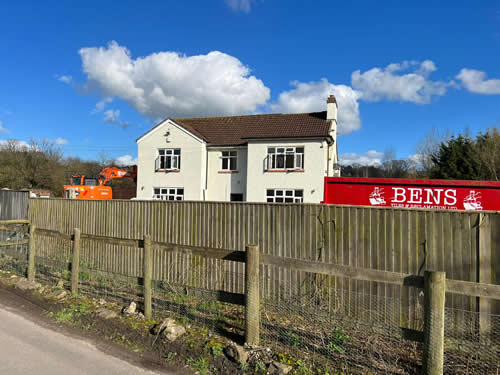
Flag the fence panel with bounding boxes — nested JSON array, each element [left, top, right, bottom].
[[28, 199, 498, 324], [0, 190, 29, 220]]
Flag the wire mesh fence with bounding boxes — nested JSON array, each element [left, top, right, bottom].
[[444, 307, 500, 375], [0, 224, 29, 276], [260, 273, 424, 374], [152, 252, 246, 339], [34, 233, 72, 288], [2, 227, 499, 374]]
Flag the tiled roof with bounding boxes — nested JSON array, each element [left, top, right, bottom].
[[171, 111, 331, 146]]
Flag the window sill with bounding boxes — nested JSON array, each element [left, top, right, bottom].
[[155, 169, 180, 173], [218, 170, 239, 174], [265, 169, 305, 173]]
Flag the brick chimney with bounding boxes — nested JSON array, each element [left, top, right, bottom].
[[326, 95, 340, 176]]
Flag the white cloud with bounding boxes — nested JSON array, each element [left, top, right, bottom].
[[456, 68, 500, 94], [115, 154, 137, 166], [93, 97, 113, 113], [339, 150, 384, 166], [271, 78, 362, 135], [55, 137, 68, 145], [78, 41, 270, 119], [351, 60, 452, 104], [103, 109, 130, 129], [225, 0, 255, 12], [0, 139, 29, 149], [0, 120, 8, 133], [57, 75, 73, 84], [104, 109, 120, 124]]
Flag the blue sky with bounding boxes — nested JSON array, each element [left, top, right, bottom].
[[1, 0, 499, 166]]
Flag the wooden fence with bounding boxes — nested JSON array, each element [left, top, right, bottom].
[[0, 190, 29, 220], [28, 198, 500, 319], [15, 219, 500, 375]]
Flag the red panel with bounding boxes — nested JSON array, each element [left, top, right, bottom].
[[323, 177, 500, 211]]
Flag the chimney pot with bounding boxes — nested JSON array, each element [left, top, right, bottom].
[[327, 95, 337, 104]]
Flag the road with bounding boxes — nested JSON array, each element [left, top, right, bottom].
[[0, 306, 170, 375]]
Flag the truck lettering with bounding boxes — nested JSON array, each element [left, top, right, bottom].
[[444, 189, 457, 206], [392, 187, 406, 203]]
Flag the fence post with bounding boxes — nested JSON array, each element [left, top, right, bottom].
[[143, 235, 152, 320], [245, 244, 260, 346], [71, 228, 81, 296], [423, 271, 446, 375], [27, 224, 36, 281], [478, 213, 491, 337]]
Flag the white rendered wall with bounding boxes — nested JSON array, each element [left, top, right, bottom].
[[206, 148, 248, 201], [136, 120, 205, 200], [245, 139, 327, 203]]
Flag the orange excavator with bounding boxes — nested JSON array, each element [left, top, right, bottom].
[[63, 166, 137, 200]]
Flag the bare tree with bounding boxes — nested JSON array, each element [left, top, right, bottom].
[[415, 128, 453, 177]]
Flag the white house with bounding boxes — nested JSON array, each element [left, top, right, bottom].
[[135, 95, 340, 203]]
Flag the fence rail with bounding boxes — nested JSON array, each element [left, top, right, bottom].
[[18, 198, 500, 374], [2, 220, 500, 374]]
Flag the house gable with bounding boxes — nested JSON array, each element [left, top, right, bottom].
[[136, 118, 206, 144]]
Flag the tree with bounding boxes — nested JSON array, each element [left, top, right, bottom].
[[415, 128, 452, 177], [0, 138, 64, 194], [475, 127, 500, 181], [430, 135, 481, 180]]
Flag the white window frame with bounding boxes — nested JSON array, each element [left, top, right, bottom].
[[153, 187, 184, 201], [221, 151, 238, 171], [266, 189, 303, 203], [266, 146, 304, 170], [155, 149, 181, 171]]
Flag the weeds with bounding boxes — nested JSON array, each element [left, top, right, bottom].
[[187, 357, 211, 375], [279, 329, 305, 348], [326, 328, 349, 355]]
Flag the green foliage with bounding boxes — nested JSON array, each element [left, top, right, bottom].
[[295, 360, 312, 374], [51, 301, 92, 324], [204, 339, 224, 358], [239, 360, 249, 373], [279, 329, 305, 348], [431, 135, 481, 180], [187, 357, 211, 375], [326, 328, 349, 355]]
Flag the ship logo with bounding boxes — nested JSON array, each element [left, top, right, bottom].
[[463, 190, 483, 211], [369, 187, 386, 206]]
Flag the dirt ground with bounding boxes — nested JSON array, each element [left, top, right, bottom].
[[0, 273, 259, 375]]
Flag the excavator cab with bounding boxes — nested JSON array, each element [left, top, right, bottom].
[[63, 166, 137, 200]]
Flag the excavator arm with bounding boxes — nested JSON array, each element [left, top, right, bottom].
[[98, 166, 137, 186]]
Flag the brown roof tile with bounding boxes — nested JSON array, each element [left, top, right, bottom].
[[171, 111, 331, 146]]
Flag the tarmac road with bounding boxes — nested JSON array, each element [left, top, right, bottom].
[[0, 284, 185, 375], [0, 306, 169, 375]]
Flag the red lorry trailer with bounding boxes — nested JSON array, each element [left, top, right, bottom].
[[323, 177, 500, 211]]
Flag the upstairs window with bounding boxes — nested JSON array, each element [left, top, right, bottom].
[[266, 189, 303, 203], [153, 187, 184, 200], [156, 149, 181, 171], [221, 151, 237, 171], [266, 147, 304, 170]]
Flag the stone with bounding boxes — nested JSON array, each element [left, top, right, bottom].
[[15, 279, 38, 291], [123, 301, 137, 315], [56, 280, 64, 289], [96, 308, 118, 320], [267, 362, 292, 375], [225, 343, 248, 363], [154, 318, 186, 342], [97, 298, 106, 305], [47, 290, 67, 300]]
